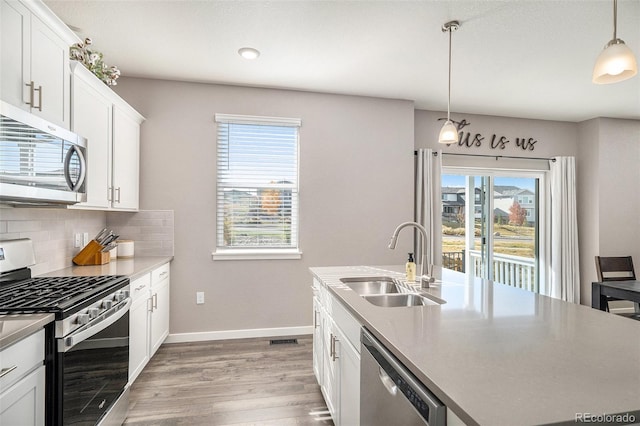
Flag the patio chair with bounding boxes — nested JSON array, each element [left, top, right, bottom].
[[595, 256, 640, 318]]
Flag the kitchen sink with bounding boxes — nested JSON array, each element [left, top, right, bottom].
[[363, 293, 440, 307], [340, 277, 399, 295]]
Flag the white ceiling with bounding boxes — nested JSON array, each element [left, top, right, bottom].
[[45, 0, 640, 122]]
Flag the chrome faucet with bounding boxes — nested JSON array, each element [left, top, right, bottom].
[[388, 221, 435, 287]]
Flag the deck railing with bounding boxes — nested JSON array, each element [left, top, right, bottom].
[[443, 250, 538, 293]]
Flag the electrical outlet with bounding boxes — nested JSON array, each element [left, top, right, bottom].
[[196, 292, 205, 305], [74, 233, 82, 248], [82, 232, 89, 246]]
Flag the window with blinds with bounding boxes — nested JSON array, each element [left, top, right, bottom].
[[215, 114, 300, 254]]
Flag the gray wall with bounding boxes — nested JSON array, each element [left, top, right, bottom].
[[577, 118, 640, 306], [414, 109, 578, 156], [114, 78, 415, 335]]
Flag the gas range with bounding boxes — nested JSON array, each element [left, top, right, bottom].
[[0, 274, 130, 337], [0, 238, 132, 426]]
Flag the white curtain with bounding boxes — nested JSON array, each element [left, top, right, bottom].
[[549, 156, 580, 303], [415, 149, 442, 267]]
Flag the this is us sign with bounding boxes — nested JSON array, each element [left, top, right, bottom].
[[440, 118, 538, 151]]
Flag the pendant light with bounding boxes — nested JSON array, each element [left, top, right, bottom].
[[439, 21, 460, 144], [592, 0, 637, 84]]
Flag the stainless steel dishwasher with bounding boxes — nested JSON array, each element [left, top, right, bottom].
[[361, 328, 446, 426]]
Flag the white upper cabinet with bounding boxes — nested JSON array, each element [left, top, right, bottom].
[[70, 63, 144, 211], [71, 65, 113, 209], [112, 106, 141, 210], [1, 0, 72, 129]]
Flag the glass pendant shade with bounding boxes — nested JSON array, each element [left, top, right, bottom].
[[592, 39, 638, 84], [438, 120, 459, 144]]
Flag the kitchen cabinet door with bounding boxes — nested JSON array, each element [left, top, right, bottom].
[[0, 365, 45, 426], [1, 0, 30, 113], [336, 328, 360, 426], [321, 313, 338, 420], [128, 288, 150, 384], [70, 68, 112, 209], [0, 0, 70, 128], [312, 295, 324, 386], [29, 14, 70, 128], [149, 264, 170, 357], [112, 106, 140, 211]]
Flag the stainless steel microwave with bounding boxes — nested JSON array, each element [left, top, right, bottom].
[[0, 101, 87, 206]]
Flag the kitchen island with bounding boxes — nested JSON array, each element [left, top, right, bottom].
[[311, 265, 640, 426]]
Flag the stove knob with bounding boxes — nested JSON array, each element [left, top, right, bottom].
[[88, 308, 100, 319], [114, 291, 124, 302], [122, 290, 130, 299], [102, 300, 113, 309], [76, 313, 90, 325]]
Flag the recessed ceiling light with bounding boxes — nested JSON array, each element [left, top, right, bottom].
[[238, 47, 260, 60]]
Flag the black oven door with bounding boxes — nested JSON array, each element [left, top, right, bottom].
[[55, 300, 130, 425]]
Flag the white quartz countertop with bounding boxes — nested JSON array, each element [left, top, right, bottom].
[[40, 256, 173, 281], [0, 313, 54, 350], [310, 265, 640, 426]]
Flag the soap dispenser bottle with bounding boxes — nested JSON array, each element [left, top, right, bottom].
[[406, 253, 416, 282]]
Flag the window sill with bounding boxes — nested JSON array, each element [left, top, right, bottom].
[[212, 249, 303, 261]]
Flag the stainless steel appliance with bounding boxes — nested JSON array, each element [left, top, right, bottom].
[[361, 328, 446, 426], [0, 100, 87, 205], [0, 239, 130, 425]]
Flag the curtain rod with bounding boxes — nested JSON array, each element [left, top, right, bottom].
[[413, 151, 556, 162]]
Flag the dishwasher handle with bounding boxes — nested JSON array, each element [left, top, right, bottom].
[[378, 367, 398, 395]]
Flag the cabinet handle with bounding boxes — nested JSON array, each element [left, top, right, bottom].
[[108, 187, 113, 202], [329, 334, 334, 358], [152, 293, 158, 309], [0, 365, 18, 379], [115, 187, 121, 203], [147, 297, 153, 312], [313, 310, 318, 328], [159, 271, 168, 279], [135, 284, 146, 291], [25, 81, 35, 107], [331, 334, 339, 362], [34, 85, 42, 111]]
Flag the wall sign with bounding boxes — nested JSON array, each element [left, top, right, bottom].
[[438, 118, 538, 151]]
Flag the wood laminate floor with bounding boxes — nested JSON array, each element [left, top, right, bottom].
[[124, 335, 333, 425]]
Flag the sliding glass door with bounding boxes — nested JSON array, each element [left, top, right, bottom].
[[442, 170, 545, 293]]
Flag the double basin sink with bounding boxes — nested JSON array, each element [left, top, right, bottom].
[[340, 276, 444, 307]]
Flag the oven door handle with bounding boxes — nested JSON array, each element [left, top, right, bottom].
[[59, 298, 132, 353]]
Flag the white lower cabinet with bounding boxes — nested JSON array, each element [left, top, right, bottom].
[[0, 366, 45, 426], [312, 295, 323, 387], [128, 272, 151, 383], [313, 278, 361, 426], [335, 326, 360, 426], [149, 264, 170, 357], [0, 329, 46, 426], [128, 262, 171, 383]]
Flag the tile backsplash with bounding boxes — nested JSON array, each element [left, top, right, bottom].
[[0, 208, 174, 275], [107, 210, 174, 257], [0, 207, 106, 275]]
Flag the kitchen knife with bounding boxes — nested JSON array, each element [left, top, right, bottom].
[[95, 228, 109, 242]]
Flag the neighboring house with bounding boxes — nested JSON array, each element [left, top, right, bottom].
[[441, 185, 536, 225], [441, 187, 466, 223], [494, 186, 536, 225]]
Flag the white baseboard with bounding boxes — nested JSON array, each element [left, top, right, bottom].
[[165, 325, 313, 344]]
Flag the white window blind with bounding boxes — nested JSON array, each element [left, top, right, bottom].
[[215, 114, 300, 253]]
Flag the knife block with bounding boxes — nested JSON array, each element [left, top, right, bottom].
[[73, 240, 111, 266]]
